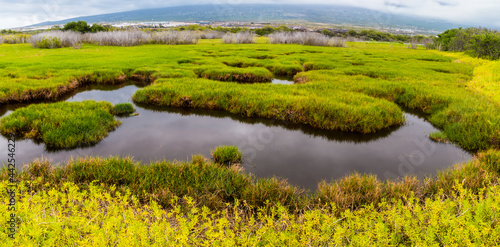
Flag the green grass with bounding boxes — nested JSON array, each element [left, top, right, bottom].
[[1, 150, 499, 245], [1, 41, 499, 150], [429, 131, 449, 143], [0, 100, 121, 148], [132, 77, 404, 133], [111, 102, 135, 115], [199, 66, 273, 83], [5, 149, 499, 214], [1, 39, 500, 245], [2, 177, 500, 245], [211, 145, 243, 165]]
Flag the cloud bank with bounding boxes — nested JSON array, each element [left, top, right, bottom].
[[0, 0, 498, 29]]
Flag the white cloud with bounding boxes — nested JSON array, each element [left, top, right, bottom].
[[0, 0, 499, 29]]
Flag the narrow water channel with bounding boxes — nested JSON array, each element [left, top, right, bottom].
[[0, 83, 472, 190]]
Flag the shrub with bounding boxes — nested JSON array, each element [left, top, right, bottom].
[[0, 34, 30, 44], [221, 32, 256, 44], [85, 30, 198, 46], [35, 36, 62, 49], [268, 32, 346, 47], [84, 30, 150, 46], [434, 27, 500, 60], [198, 30, 224, 39], [211, 146, 243, 165], [150, 31, 199, 45], [30, 31, 83, 48], [111, 103, 136, 115]]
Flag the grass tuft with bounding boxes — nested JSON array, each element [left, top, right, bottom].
[[111, 103, 136, 115], [0, 100, 121, 148], [211, 145, 243, 165]]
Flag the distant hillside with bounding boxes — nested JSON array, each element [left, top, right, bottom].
[[31, 4, 462, 33]]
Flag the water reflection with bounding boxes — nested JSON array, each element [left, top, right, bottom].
[[0, 83, 472, 190]]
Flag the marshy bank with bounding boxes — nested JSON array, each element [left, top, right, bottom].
[[0, 82, 471, 190]]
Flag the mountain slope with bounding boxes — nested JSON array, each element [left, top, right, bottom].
[[31, 4, 461, 32]]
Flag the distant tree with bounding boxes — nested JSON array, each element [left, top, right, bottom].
[[321, 29, 335, 37], [1, 29, 20, 34], [275, 25, 292, 32], [63, 21, 108, 33], [255, 26, 275, 36], [434, 27, 500, 60], [346, 30, 358, 37], [90, 23, 107, 33], [63, 21, 90, 33]]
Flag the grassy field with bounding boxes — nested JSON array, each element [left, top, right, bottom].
[[1, 40, 499, 150], [1, 38, 500, 244]]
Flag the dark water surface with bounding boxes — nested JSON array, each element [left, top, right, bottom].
[[0, 83, 472, 190]]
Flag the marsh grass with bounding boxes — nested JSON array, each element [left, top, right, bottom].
[[199, 67, 273, 83], [429, 131, 449, 143], [0, 100, 121, 148], [3, 149, 499, 215], [111, 103, 136, 115], [212, 146, 243, 165], [1, 150, 499, 245], [0, 42, 499, 151], [132, 78, 404, 133]]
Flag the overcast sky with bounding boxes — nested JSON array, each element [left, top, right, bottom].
[[1, 0, 499, 29]]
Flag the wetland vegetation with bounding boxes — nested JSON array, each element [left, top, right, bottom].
[[1, 31, 500, 244]]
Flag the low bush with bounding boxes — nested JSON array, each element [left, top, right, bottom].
[[84, 30, 150, 46], [198, 30, 225, 39], [269, 32, 346, 47], [0, 34, 30, 44], [149, 31, 199, 45], [85, 30, 199, 46], [30, 31, 83, 48], [2, 177, 500, 245], [222, 32, 256, 44]]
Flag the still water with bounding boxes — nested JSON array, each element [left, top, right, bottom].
[[0, 83, 472, 190]]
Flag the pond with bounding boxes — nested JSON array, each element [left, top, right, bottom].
[[0, 83, 472, 190]]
